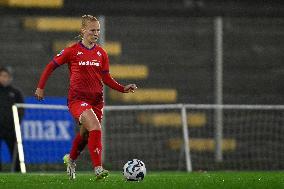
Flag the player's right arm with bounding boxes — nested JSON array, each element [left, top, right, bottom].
[[35, 49, 70, 100]]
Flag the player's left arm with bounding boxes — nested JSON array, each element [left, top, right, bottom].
[[101, 49, 137, 93], [102, 72, 137, 93]]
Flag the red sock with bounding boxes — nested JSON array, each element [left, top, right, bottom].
[[88, 130, 102, 168], [69, 133, 88, 160]]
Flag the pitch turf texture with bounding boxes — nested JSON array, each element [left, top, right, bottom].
[[0, 172, 283, 189]]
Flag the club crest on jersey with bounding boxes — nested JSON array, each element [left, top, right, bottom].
[[56, 49, 64, 57], [97, 51, 102, 56], [79, 60, 100, 66]]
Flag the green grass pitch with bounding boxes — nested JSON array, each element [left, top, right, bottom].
[[0, 171, 283, 189]]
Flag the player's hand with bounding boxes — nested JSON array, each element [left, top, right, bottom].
[[35, 88, 45, 100], [124, 84, 137, 93]]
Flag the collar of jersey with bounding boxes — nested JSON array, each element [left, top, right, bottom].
[[79, 41, 96, 50]]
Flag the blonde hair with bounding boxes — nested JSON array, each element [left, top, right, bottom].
[[81, 14, 99, 29], [76, 14, 99, 40]]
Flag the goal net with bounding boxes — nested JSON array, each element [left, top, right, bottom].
[[183, 104, 284, 171], [104, 104, 284, 171], [12, 103, 284, 172]]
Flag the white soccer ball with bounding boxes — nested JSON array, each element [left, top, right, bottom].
[[123, 159, 146, 181]]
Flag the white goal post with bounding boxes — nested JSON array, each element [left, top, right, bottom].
[[12, 103, 284, 173], [12, 104, 68, 173]]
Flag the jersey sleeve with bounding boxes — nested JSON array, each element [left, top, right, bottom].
[[102, 73, 125, 92], [37, 62, 58, 89], [37, 47, 71, 89], [100, 48, 125, 92], [53, 48, 71, 66], [101, 49, 110, 73]]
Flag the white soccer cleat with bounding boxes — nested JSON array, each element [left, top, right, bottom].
[[63, 154, 76, 180], [95, 166, 109, 180]]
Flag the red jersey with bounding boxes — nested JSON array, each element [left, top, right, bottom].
[[37, 42, 124, 105]]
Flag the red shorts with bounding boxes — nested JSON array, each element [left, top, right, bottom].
[[68, 100, 103, 123]]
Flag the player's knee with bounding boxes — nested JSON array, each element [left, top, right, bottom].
[[80, 109, 101, 131], [86, 115, 101, 131], [91, 122, 101, 131]]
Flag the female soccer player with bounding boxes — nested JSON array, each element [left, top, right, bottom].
[[34, 15, 137, 180]]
